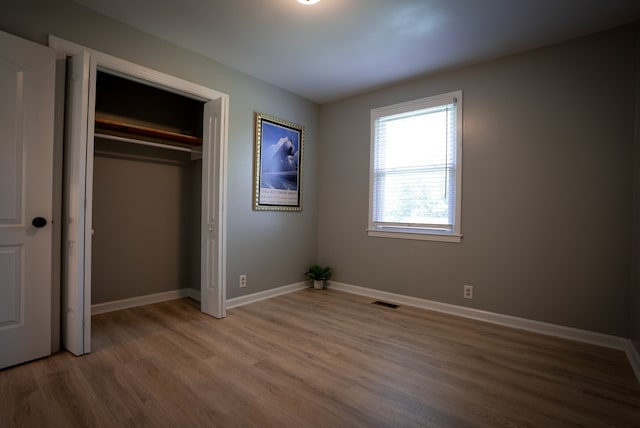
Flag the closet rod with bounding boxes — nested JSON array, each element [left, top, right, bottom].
[[94, 132, 202, 154]]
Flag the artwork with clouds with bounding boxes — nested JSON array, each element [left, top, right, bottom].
[[254, 113, 304, 211]]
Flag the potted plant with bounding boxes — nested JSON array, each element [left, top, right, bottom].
[[305, 264, 332, 289]]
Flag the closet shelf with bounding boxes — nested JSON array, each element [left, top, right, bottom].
[[95, 117, 203, 149], [94, 133, 202, 155]]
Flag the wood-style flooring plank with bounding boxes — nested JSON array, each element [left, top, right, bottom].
[[1, 289, 639, 427]]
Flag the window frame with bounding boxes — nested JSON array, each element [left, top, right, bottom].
[[367, 90, 463, 243]]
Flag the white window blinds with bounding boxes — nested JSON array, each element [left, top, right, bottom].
[[369, 91, 462, 239]]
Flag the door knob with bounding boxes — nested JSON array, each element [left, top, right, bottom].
[[32, 217, 47, 228]]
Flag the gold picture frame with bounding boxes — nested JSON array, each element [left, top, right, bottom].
[[253, 112, 304, 211]]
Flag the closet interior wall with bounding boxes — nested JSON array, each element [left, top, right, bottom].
[[91, 71, 203, 305]]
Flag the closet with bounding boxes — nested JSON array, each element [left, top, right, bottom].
[[56, 38, 228, 357], [91, 71, 203, 306]]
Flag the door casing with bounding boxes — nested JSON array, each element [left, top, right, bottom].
[[49, 36, 229, 355]]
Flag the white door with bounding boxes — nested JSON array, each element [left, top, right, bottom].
[[201, 98, 226, 318], [0, 31, 55, 369], [61, 51, 92, 356]]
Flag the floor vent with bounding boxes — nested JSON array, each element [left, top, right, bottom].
[[372, 301, 399, 309]]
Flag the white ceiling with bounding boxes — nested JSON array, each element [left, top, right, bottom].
[[73, 0, 640, 104]]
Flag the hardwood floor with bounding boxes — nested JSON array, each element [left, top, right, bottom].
[[1, 289, 640, 427]]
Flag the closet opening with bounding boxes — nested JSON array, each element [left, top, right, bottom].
[[54, 35, 229, 356], [91, 70, 205, 312]]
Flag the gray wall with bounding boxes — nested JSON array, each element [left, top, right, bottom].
[[92, 142, 195, 304], [318, 26, 636, 337], [0, 0, 319, 301], [3, 0, 638, 340]]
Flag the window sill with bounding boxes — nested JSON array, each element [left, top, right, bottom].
[[367, 229, 462, 243]]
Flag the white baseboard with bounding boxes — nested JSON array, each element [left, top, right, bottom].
[[330, 281, 640, 382], [187, 288, 201, 301], [91, 289, 191, 315], [627, 341, 640, 382], [91, 282, 308, 315], [88, 280, 640, 383], [225, 281, 308, 309]]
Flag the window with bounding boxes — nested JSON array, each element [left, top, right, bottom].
[[368, 91, 462, 242]]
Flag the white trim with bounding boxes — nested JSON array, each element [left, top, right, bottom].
[[627, 341, 640, 381], [368, 90, 463, 242], [367, 229, 462, 243], [49, 36, 229, 352], [329, 281, 631, 351], [331, 281, 640, 383], [49, 36, 86, 58], [49, 39, 92, 356], [187, 288, 201, 302], [91, 289, 191, 315], [50, 36, 226, 102], [225, 282, 308, 310], [90, 279, 640, 383]]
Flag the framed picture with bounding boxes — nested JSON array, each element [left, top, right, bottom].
[[254, 112, 304, 211]]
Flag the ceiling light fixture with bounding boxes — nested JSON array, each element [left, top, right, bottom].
[[297, 0, 320, 5]]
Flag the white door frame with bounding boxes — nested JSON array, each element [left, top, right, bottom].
[[49, 36, 228, 355]]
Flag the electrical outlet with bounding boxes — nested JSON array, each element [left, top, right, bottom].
[[239, 274, 247, 288], [463, 284, 473, 299]]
